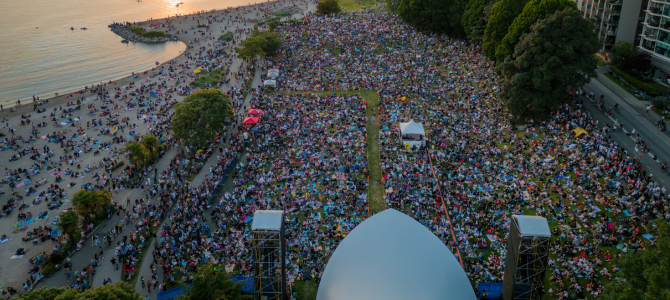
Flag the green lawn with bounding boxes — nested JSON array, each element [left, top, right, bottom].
[[592, 54, 607, 66], [294, 280, 318, 300], [361, 91, 384, 212], [338, 0, 380, 11]]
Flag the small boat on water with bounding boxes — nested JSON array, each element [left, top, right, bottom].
[[70, 27, 74, 30], [80, 27, 88, 30], [121, 39, 129, 43]]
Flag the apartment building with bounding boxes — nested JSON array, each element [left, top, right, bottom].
[[574, 0, 647, 51], [640, 0, 670, 82]]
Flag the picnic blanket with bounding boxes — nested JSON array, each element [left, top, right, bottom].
[[51, 170, 65, 176]]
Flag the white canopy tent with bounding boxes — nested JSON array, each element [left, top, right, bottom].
[[267, 71, 279, 78], [398, 120, 425, 149], [263, 79, 277, 86]]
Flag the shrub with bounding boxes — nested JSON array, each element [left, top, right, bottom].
[[219, 33, 234, 41], [42, 263, 57, 277], [317, 0, 342, 15], [49, 252, 63, 264], [610, 65, 668, 97], [125, 26, 167, 38], [273, 11, 291, 17]]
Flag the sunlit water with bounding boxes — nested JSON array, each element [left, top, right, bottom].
[[0, 0, 263, 105]]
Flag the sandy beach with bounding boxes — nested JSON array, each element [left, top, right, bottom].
[[0, 0, 314, 292]]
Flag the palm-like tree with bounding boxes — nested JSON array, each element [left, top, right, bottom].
[[125, 142, 148, 168], [141, 135, 159, 159], [58, 210, 79, 238], [71, 190, 111, 221]]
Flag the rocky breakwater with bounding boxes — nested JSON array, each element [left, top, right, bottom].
[[108, 24, 179, 43]]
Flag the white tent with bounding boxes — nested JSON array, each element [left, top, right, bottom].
[[398, 120, 425, 149], [267, 69, 279, 76], [267, 71, 279, 78], [263, 80, 277, 86]]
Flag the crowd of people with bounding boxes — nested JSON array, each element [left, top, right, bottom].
[[262, 7, 668, 298], [3, 1, 668, 299]]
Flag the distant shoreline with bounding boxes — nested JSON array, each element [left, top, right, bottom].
[[0, 1, 277, 112]]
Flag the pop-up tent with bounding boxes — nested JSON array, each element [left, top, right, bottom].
[[249, 109, 262, 116], [243, 117, 260, 124], [398, 120, 425, 149], [267, 70, 279, 78], [264, 80, 277, 86]]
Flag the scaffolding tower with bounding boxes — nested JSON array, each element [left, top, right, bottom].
[[502, 215, 551, 300], [252, 210, 287, 300]]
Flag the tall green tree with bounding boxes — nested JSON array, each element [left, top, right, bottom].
[[462, 0, 494, 42], [495, 0, 577, 62], [316, 0, 341, 15], [71, 190, 112, 221], [177, 263, 251, 300], [397, 0, 466, 37], [125, 141, 148, 168], [482, 0, 531, 60], [601, 220, 670, 300], [172, 89, 233, 149], [235, 30, 283, 59], [497, 8, 599, 123], [610, 41, 635, 60], [141, 134, 159, 158], [18, 282, 141, 300], [57, 210, 79, 238]]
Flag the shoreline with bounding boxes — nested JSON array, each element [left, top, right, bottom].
[[0, 0, 282, 112]]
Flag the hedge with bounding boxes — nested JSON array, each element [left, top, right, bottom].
[[610, 65, 668, 97]]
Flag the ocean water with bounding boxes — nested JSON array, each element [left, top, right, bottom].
[[0, 0, 259, 105]]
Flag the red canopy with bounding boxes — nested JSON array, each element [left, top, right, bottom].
[[150, 22, 162, 26], [248, 109, 262, 115], [243, 117, 260, 124]]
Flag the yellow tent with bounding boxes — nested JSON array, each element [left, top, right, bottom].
[[572, 127, 588, 136]]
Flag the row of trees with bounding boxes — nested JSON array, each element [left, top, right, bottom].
[[393, 0, 600, 123], [395, 0, 578, 63]]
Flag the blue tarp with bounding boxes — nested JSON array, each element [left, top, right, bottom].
[[478, 282, 503, 299]]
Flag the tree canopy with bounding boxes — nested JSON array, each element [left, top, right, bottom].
[[611, 40, 635, 62], [71, 189, 112, 221], [316, 0, 342, 15], [601, 220, 670, 300], [172, 89, 233, 149], [495, 0, 576, 62], [177, 263, 251, 300], [497, 8, 599, 123], [397, 0, 467, 37], [235, 30, 283, 60], [18, 282, 141, 300], [58, 210, 79, 238], [462, 0, 493, 42], [618, 51, 652, 77], [482, 0, 531, 60]]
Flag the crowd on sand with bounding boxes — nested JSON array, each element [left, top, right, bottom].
[[2, 2, 667, 300]]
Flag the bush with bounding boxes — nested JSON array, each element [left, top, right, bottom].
[[125, 26, 167, 38], [273, 11, 291, 17], [42, 263, 57, 277], [317, 0, 342, 15], [610, 65, 668, 97], [219, 33, 234, 41], [49, 252, 64, 264], [268, 20, 279, 32]]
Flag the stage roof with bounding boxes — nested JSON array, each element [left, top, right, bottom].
[[513, 215, 551, 237], [316, 209, 476, 300], [251, 210, 283, 231]]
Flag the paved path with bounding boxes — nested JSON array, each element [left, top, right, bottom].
[[581, 77, 670, 188]]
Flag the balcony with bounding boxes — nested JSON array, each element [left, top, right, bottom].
[[648, 20, 661, 27], [607, 31, 616, 36], [610, 10, 622, 16]]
